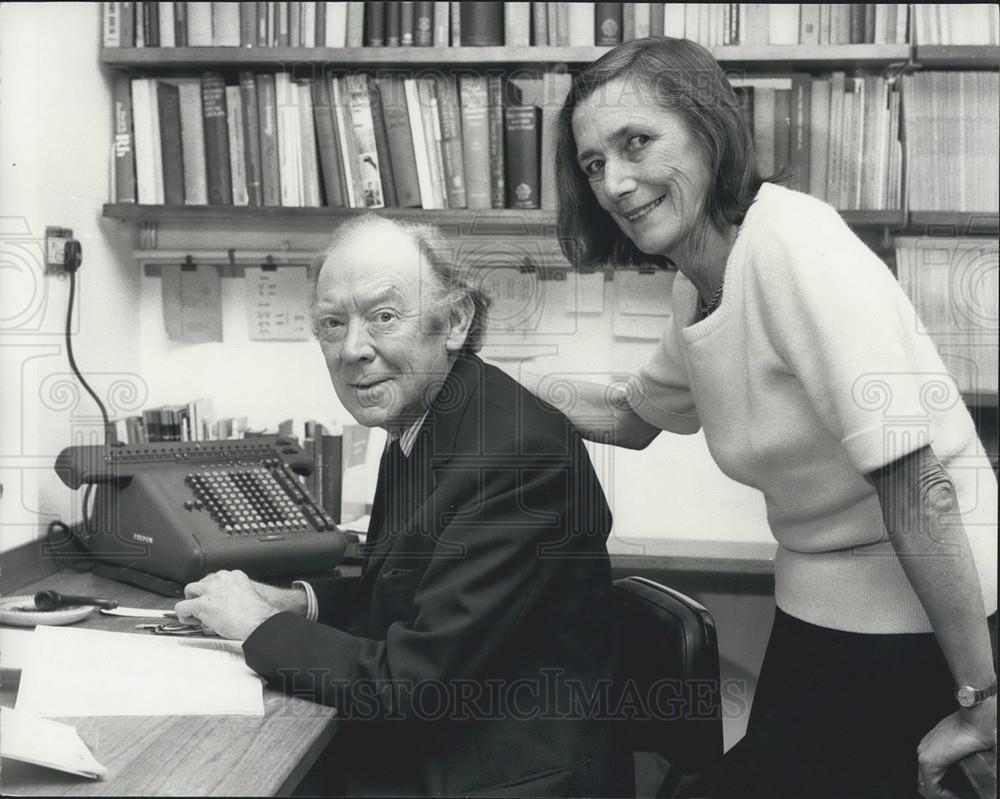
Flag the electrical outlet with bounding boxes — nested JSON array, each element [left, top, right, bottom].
[[44, 226, 74, 274]]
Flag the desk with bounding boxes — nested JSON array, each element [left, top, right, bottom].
[[0, 570, 338, 797]]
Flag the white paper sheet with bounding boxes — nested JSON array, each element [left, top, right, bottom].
[[1, 706, 107, 778], [15, 626, 263, 718]]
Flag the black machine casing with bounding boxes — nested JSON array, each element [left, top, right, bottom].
[[54, 437, 346, 593]]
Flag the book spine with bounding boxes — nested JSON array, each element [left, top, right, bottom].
[[461, 1, 504, 45], [331, 76, 364, 207], [807, 77, 830, 200], [849, 2, 864, 42], [158, 2, 175, 46], [302, 1, 317, 45], [121, 1, 135, 46], [314, 0, 326, 44], [487, 74, 505, 208], [365, 0, 385, 45], [863, 2, 875, 42], [386, 0, 401, 45], [257, 0, 270, 44], [174, 1, 188, 45], [239, 72, 263, 206], [226, 85, 248, 205], [326, 1, 348, 45], [504, 105, 541, 209], [414, 1, 434, 44], [345, 74, 386, 208], [276, 1, 290, 45], [459, 75, 491, 209], [256, 73, 281, 206], [131, 79, 156, 202], [377, 77, 422, 207], [157, 81, 185, 205], [320, 432, 343, 523], [367, 77, 398, 206], [103, 2, 122, 47], [774, 89, 793, 178], [239, 1, 257, 45], [311, 76, 348, 207], [187, 2, 213, 46], [435, 75, 467, 208], [113, 74, 137, 202], [201, 73, 233, 205], [143, 1, 160, 45], [275, 73, 299, 206], [451, 0, 463, 44], [212, 1, 241, 45], [752, 87, 776, 176], [297, 81, 322, 207], [505, 1, 531, 45], [595, 2, 622, 45], [433, 1, 450, 45], [289, 1, 302, 46], [790, 75, 811, 192], [345, 1, 365, 45], [401, 0, 415, 44], [178, 79, 208, 204], [632, 2, 650, 38], [532, 1, 548, 44], [403, 77, 435, 207], [417, 79, 448, 208], [540, 71, 570, 211]]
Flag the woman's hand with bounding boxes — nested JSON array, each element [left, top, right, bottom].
[[917, 698, 996, 798]]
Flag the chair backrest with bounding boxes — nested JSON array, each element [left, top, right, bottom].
[[612, 576, 724, 776]]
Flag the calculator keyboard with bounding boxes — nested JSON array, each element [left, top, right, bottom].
[[185, 462, 335, 539]]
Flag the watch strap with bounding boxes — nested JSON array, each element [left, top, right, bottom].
[[956, 678, 998, 708]]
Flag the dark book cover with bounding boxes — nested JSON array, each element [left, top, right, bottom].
[[365, 1, 385, 45], [487, 74, 505, 208], [200, 73, 233, 205], [400, 0, 414, 45], [314, 0, 326, 45], [121, 1, 135, 47], [435, 74, 467, 209], [157, 81, 185, 205], [289, 0, 301, 47], [375, 77, 421, 207], [504, 105, 540, 210], [650, 2, 664, 35], [386, 1, 401, 45], [595, 3, 622, 45], [256, 73, 280, 205], [849, 3, 864, 43], [257, 1, 269, 45], [143, 0, 159, 46], [461, 1, 503, 45], [174, 1, 188, 46], [367, 77, 398, 206], [863, 3, 876, 43], [414, 1, 434, 45], [239, 72, 263, 206], [789, 74, 811, 193], [311, 77, 348, 207], [239, 1, 256, 46], [773, 88, 791, 176], [112, 74, 137, 202]]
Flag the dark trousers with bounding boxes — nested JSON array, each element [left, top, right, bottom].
[[700, 608, 998, 799]]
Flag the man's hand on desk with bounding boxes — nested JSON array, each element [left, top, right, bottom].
[[174, 570, 297, 642]]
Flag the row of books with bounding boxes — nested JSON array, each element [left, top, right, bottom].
[[114, 399, 220, 444], [903, 72, 1000, 213], [736, 74, 902, 211], [114, 70, 568, 210], [912, 4, 1000, 46], [102, 2, 917, 49], [896, 237, 999, 396]]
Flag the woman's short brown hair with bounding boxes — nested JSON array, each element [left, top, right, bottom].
[[555, 37, 768, 269]]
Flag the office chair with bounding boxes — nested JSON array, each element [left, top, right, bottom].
[[613, 576, 724, 799]]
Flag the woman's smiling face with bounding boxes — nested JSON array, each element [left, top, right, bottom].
[[572, 77, 714, 259]]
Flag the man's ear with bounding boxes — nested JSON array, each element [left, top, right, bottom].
[[444, 295, 475, 353]]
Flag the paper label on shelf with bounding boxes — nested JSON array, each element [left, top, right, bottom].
[[245, 266, 311, 341], [161, 264, 223, 343]]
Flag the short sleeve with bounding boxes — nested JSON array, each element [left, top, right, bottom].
[[754, 209, 943, 474], [627, 315, 701, 434]]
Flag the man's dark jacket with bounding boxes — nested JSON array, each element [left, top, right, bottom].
[[244, 354, 632, 796]]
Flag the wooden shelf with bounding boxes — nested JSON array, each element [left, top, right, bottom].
[[913, 45, 1000, 68], [101, 44, 913, 70], [102, 203, 559, 236], [908, 212, 1000, 235], [104, 203, 923, 231]]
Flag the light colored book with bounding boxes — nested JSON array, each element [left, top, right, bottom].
[[567, 1, 595, 45], [768, 3, 800, 44], [297, 81, 322, 207], [344, 74, 385, 208], [159, 2, 176, 46], [225, 86, 248, 205], [325, 0, 348, 45], [211, 1, 240, 46], [177, 79, 208, 205], [187, 2, 214, 45], [404, 77, 438, 208], [275, 73, 302, 206], [331, 76, 363, 207], [505, 2, 531, 45], [130, 78, 158, 203]]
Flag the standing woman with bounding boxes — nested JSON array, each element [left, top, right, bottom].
[[524, 37, 997, 798]]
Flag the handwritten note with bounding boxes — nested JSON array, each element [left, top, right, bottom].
[[245, 266, 311, 341]]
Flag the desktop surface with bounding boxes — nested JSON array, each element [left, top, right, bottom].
[[0, 570, 338, 796]]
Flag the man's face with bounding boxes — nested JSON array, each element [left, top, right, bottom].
[[313, 224, 467, 431]]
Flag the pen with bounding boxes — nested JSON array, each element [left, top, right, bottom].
[[32, 590, 119, 611]]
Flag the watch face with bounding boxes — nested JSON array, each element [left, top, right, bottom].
[[957, 686, 976, 707]]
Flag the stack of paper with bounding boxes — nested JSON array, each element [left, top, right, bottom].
[[0, 706, 106, 779], [14, 626, 263, 717]]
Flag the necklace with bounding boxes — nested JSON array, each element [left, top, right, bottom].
[[699, 282, 725, 318]]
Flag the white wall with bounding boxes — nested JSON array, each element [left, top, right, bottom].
[[0, 2, 140, 552]]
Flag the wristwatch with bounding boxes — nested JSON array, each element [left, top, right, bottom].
[[956, 679, 998, 708]]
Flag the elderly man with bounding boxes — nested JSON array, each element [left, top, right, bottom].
[[175, 215, 631, 797]]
